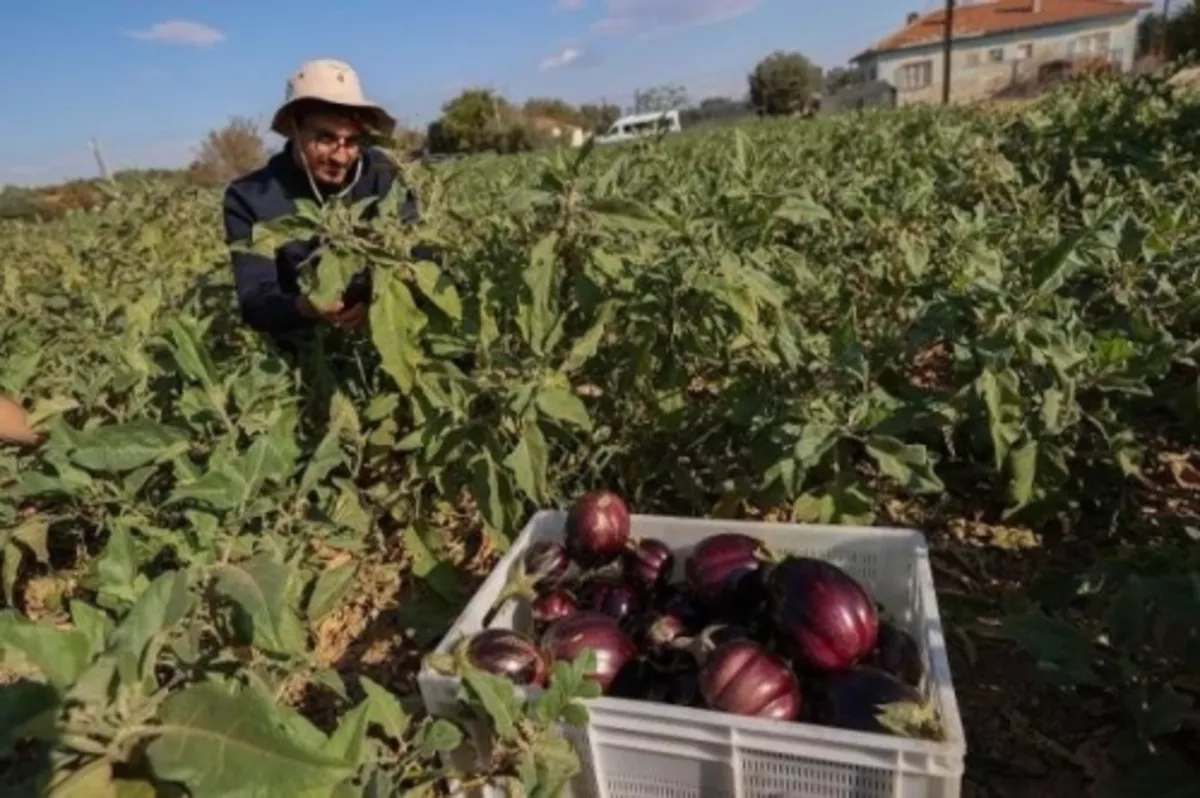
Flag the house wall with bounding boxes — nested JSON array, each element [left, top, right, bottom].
[[857, 14, 1140, 106]]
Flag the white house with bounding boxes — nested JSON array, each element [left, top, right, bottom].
[[851, 0, 1151, 106]]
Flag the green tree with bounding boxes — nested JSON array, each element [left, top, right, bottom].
[[188, 115, 266, 187], [748, 51, 822, 116], [632, 84, 689, 113], [433, 89, 509, 154], [188, 116, 267, 188], [1139, 4, 1200, 60], [427, 89, 546, 155], [824, 66, 866, 95], [578, 102, 621, 132], [522, 97, 582, 126], [1166, 3, 1200, 58]]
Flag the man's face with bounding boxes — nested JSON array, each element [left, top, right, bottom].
[[297, 110, 367, 185]]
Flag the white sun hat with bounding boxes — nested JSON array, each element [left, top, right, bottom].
[[270, 59, 397, 138]]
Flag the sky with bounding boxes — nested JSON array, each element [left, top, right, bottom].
[[0, 0, 1002, 186]]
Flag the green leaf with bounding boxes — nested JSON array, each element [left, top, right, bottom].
[[1003, 607, 1099, 686], [109, 570, 193, 685], [359, 676, 411, 740], [146, 683, 355, 795], [168, 466, 245, 511], [310, 250, 358, 310], [1005, 439, 1038, 510], [561, 302, 614, 373], [0, 679, 60, 755], [535, 385, 591, 431], [416, 718, 463, 756], [370, 274, 425, 393], [325, 700, 371, 765], [410, 260, 462, 321], [504, 422, 549, 504], [976, 368, 1023, 471], [166, 316, 219, 388], [589, 197, 670, 233], [0, 613, 91, 690], [864, 435, 944, 494], [522, 233, 558, 353], [215, 555, 307, 656], [307, 562, 357, 622], [93, 523, 140, 607], [70, 600, 113, 658], [774, 194, 833, 224], [460, 667, 522, 740], [47, 757, 117, 798], [69, 422, 189, 474]]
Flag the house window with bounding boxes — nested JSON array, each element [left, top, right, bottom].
[[896, 60, 933, 90], [988, 47, 1004, 63], [965, 51, 981, 67], [1016, 43, 1033, 60]]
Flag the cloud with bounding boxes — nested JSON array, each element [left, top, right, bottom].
[[593, 0, 760, 38], [125, 20, 225, 47], [556, 0, 587, 9], [539, 45, 588, 72]]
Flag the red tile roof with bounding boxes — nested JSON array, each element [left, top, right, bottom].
[[854, 0, 1151, 60]]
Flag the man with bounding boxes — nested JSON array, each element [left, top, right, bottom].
[[223, 59, 415, 340]]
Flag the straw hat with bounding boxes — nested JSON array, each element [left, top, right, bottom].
[[270, 59, 396, 138]]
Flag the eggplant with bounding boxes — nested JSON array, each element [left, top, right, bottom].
[[541, 611, 638, 693], [767, 556, 878, 672], [871, 621, 923, 687], [465, 629, 548, 687], [684, 532, 769, 609], [581, 576, 644, 623], [622, 538, 675, 592], [531, 588, 579, 631], [565, 490, 631, 568], [698, 639, 802, 721], [808, 667, 926, 735]]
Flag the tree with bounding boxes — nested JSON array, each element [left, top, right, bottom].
[[434, 89, 508, 154], [522, 97, 583, 127], [632, 84, 689, 114], [188, 116, 266, 188], [426, 89, 547, 155], [578, 102, 621, 132], [390, 125, 426, 156], [1139, 4, 1200, 60], [681, 96, 753, 127], [1165, 3, 1200, 59], [748, 51, 822, 116], [824, 66, 866, 95]]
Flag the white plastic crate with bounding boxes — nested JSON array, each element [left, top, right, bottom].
[[417, 511, 966, 798]]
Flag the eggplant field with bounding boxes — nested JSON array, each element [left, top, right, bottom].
[[2, 73, 1199, 797]]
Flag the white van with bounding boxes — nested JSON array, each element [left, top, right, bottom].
[[593, 109, 682, 145]]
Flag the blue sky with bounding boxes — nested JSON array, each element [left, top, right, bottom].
[[0, 1, 986, 185]]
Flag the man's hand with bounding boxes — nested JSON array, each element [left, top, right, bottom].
[[296, 296, 367, 330]]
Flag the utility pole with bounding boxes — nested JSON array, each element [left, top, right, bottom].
[[942, 0, 956, 105], [89, 138, 110, 181]]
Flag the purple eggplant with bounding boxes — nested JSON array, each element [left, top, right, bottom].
[[809, 667, 925, 735], [767, 556, 878, 672], [622, 538, 675, 592], [872, 621, 923, 687]]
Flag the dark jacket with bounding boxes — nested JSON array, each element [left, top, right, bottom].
[[222, 143, 418, 336]]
